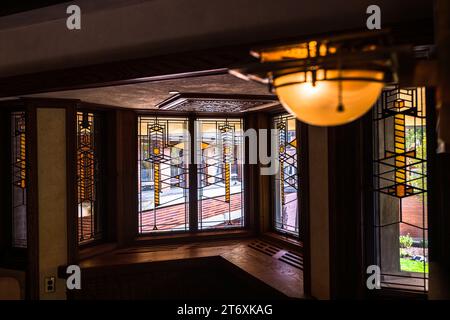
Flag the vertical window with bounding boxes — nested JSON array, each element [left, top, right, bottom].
[[138, 117, 189, 233], [11, 111, 27, 248], [77, 111, 104, 244], [273, 114, 299, 237], [373, 86, 428, 292], [196, 118, 244, 230]]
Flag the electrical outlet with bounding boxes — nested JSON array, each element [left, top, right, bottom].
[[44, 277, 55, 293]]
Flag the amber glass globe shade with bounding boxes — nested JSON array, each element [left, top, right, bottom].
[[274, 70, 384, 126]]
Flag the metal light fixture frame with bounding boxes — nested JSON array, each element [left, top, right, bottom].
[[229, 30, 411, 93]]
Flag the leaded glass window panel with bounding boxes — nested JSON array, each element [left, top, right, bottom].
[[373, 86, 428, 292], [11, 111, 27, 248], [138, 117, 190, 233], [196, 118, 244, 230], [273, 114, 299, 237], [77, 111, 103, 244]]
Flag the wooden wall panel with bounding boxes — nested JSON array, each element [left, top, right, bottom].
[[115, 110, 138, 246]]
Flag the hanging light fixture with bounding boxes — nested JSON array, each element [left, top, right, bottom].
[[230, 32, 409, 126]]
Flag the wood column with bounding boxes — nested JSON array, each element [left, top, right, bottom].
[[115, 110, 138, 246], [307, 126, 331, 299], [429, 0, 450, 299]]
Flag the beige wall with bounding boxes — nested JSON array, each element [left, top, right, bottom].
[[37, 108, 67, 300], [308, 126, 330, 299]]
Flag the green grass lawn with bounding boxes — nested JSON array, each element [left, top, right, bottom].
[[400, 258, 429, 273]]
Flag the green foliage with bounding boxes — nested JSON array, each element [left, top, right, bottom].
[[400, 258, 429, 273], [400, 233, 413, 249]]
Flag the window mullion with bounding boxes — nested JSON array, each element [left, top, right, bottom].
[[295, 119, 302, 242], [188, 115, 199, 232]]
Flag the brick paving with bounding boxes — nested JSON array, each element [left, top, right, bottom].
[[79, 193, 243, 237]]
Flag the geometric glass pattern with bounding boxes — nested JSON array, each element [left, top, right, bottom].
[[196, 118, 244, 230], [373, 86, 428, 292], [77, 111, 103, 244], [273, 114, 299, 237], [138, 117, 189, 233], [11, 111, 27, 248]]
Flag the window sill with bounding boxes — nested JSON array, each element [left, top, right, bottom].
[[78, 242, 118, 261], [135, 229, 254, 245]]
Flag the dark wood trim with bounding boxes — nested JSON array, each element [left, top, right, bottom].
[[21, 97, 81, 107], [327, 118, 365, 299], [0, 108, 9, 257], [268, 115, 276, 236], [242, 115, 253, 231], [0, 99, 25, 108], [361, 111, 377, 299], [104, 110, 118, 244], [0, 45, 245, 97], [65, 103, 78, 264], [188, 115, 198, 232], [116, 110, 138, 246], [425, 86, 436, 257], [426, 86, 450, 298], [0, 21, 433, 99], [243, 114, 256, 231], [0, 105, 29, 270], [25, 104, 39, 300], [249, 104, 285, 115], [299, 120, 311, 297], [242, 111, 278, 236]]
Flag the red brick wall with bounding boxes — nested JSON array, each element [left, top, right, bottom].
[[400, 195, 427, 239]]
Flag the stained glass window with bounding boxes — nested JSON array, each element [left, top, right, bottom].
[[138, 117, 190, 233], [196, 118, 244, 230], [138, 117, 245, 233], [11, 111, 27, 248], [373, 86, 428, 292], [273, 114, 299, 237], [77, 111, 103, 244]]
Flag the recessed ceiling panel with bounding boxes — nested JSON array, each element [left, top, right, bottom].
[[157, 92, 279, 113]]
